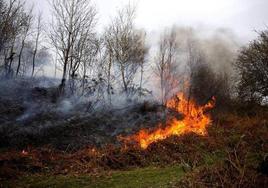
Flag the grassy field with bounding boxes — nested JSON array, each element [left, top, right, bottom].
[[2, 166, 185, 188]]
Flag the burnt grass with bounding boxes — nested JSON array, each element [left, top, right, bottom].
[[0, 82, 267, 187], [0, 98, 165, 151], [0, 78, 166, 151]]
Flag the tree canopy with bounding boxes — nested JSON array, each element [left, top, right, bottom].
[[235, 30, 268, 103]]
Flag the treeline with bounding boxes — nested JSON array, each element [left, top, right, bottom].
[[0, 0, 48, 78], [0, 0, 267, 107]]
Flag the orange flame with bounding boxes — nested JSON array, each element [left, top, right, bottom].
[[120, 93, 215, 149]]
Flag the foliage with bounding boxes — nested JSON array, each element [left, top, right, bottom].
[[190, 59, 231, 106], [235, 30, 268, 103]]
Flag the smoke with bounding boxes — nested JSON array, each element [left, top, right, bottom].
[[174, 26, 240, 73], [0, 76, 164, 150], [199, 28, 240, 73], [0, 25, 241, 123], [145, 26, 241, 101]]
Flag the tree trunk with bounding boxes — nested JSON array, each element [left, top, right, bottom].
[[107, 55, 112, 104], [16, 38, 26, 76], [120, 63, 128, 93], [7, 39, 16, 78], [59, 58, 68, 95], [32, 48, 37, 77], [139, 62, 144, 98]]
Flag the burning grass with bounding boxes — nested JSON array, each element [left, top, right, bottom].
[[119, 93, 215, 149]]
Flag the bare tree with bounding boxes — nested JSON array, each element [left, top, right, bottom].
[[0, 0, 23, 53], [16, 8, 33, 76], [102, 30, 115, 103], [154, 28, 179, 105], [31, 12, 42, 77], [49, 0, 97, 94], [80, 37, 100, 94], [104, 4, 148, 95], [0, 0, 27, 77], [137, 30, 148, 97]]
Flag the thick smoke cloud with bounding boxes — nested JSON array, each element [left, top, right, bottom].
[[145, 26, 241, 101]]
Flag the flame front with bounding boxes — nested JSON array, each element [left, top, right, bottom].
[[121, 93, 215, 149]]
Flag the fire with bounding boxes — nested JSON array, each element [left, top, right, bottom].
[[120, 93, 215, 149]]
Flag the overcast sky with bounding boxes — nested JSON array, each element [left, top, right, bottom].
[[28, 0, 268, 42]]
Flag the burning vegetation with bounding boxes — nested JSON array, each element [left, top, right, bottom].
[[120, 93, 215, 149]]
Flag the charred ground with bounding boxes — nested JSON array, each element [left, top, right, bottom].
[[0, 79, 165, 151]]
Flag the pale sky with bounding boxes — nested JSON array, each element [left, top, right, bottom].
[[28, 0, 268, 42]]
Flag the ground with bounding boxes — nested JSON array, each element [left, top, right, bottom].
[[3, 166, 184, 188]]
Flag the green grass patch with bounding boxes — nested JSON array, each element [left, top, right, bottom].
[[202, 150, 226, 166], [3, 165, 185, 188]]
